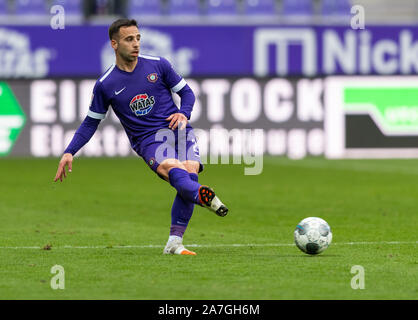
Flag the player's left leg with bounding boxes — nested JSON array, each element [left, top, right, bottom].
[[139, 130, 228, 255], [159, 159, 199, 255], [162, 159, 228, 256], [163, 160, 199, 255], [137, 140, 198, 255], [168, 161, 200, 239]]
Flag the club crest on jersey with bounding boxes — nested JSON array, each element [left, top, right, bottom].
[[148, 157, 156, 167], [147, 73, 158, 83], [129, 93, 155, 116]]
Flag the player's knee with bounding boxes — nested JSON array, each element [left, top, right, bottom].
[[182, 160, 200, 174], [157, 159, 185, 177]]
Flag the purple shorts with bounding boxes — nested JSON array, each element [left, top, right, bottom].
[[135, 127, 203, 174]]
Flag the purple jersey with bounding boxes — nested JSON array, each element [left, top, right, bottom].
[[88, 54, 190, 150]]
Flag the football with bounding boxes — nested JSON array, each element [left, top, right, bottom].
[[294, 217, 332, 255]]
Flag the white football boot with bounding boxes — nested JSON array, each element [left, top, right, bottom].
[[163, 237, 196, 256]]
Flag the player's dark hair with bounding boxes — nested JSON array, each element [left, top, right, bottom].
[[108, 19, 138, 40]]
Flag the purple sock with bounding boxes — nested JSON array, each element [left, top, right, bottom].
[[170, 173, 198, 237], [168, 168, 201, 205]]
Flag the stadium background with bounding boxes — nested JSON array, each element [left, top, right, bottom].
[[0, 0, 417, 301], [2, 0, 418, 160]]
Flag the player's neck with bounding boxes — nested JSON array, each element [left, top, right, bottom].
[[116, 57, 138, 73]]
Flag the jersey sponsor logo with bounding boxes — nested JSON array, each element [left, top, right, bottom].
[[129, 93, 155, 116], [147, 73, 158, 83]]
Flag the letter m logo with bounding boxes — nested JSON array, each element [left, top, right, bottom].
[[253, 28, 317, 77]]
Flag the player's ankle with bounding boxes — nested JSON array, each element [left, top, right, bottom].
[[168, 235, 182, 243]]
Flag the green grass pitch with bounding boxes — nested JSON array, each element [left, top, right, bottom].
[[0, 156, 416, 299]]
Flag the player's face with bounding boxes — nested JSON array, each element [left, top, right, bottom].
[[112, 26, 141, 62]]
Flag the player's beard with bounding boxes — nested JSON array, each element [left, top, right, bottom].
[[118, 50, 138, 63]]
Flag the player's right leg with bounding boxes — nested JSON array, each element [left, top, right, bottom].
[[157, 159, 228, 217], [137, 139, 228, 255], [162, 160, 227, 255], [182, 160, 228, 217]]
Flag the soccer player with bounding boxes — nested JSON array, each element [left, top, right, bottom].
[[53, 19, 228, 256]]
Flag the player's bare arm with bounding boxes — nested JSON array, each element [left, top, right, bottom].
[[54, 153, 73, 182], [166, 112, 188, 130]]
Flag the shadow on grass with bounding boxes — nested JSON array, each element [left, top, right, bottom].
[[275, 254, 341, 258]]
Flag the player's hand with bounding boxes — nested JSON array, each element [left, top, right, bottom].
[[166, 113, 188, 130], [54, 153, 73, 182]]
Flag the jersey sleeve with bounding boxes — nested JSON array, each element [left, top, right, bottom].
[[87, 80, 109, 120], [160, 57, 187, 93]]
